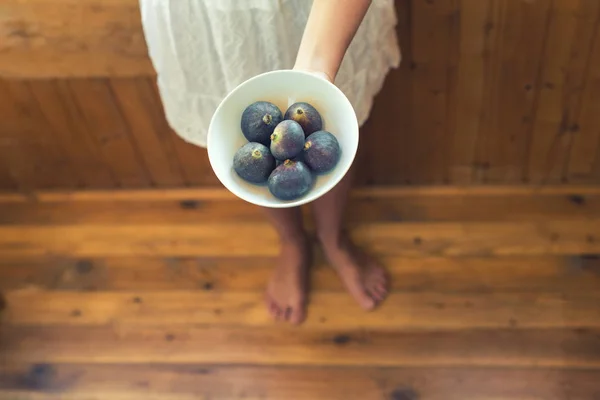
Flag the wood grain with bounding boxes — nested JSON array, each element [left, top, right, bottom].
[[3, 185, 600, 202], [0, 155, 17, 191], [2, 255, 599, 293], [0, 0, 154, 78], [26, 80, 116, 188], [527, 1, 600, 183], [448, 0, 489, 183], [0, 80, 78, 189], [143, 79, 219, 187], [0, 219, 597, 257], [66, 79, 151, 188], [358, 0, 411, 186], [406, 0, 457, 183], [4, 289, 600, 329], [109, 78, 185, 187], [475, 0, 551, 183], [568, 3, 600, 182], [1, 185, 599, 398], [2, 1, 600, 188], [1, 192, 599, 225], [2, 364, 599, 400], [2, 325, 599, 367]]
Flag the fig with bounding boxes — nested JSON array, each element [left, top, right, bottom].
[[270, 120, 305, 160], [268, 160, 313, 200], [284, 102, 323, 135], [233, 142, 275, 184], [303, 130, 340, 174], [241, 101, 283, 145]]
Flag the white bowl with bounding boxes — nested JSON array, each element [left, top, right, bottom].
[[207, 69, 359, 208]]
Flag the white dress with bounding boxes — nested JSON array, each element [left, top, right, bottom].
[[140, 0, 401, 148]]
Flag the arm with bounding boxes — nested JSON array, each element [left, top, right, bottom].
[[294, 0, 372, 82]]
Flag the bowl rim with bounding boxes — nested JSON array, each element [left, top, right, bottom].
[[207, 69, 359, 208]]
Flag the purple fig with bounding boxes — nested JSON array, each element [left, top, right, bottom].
[[268, 160, 313, 200], [241, 101, 283, 146], [270, 120, 305, 160], [284, 102, 323, 135], [303, 130, 340, 174], [233, 142, 275, 184]]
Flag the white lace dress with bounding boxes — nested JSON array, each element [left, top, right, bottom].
[[140, 0, 401, 148]]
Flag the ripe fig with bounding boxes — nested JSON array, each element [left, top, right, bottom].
[[284, 102, 323, 135], [303, 130, 340, 174], [270, 120, 305, 160], [233, 142, 275, 184], [268, 160, 313, 200], [241, 101, 283, 145]]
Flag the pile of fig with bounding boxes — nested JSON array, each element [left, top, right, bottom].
[[233, 100, 341, 201]]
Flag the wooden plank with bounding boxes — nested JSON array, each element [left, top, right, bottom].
[[470, 0, 502, 183], [475, 0, 552, 183], [443, 0, 461, 185], [568, 4, 600, 182], [0, 80, 78, 189], [0, 220, 598, 257], [0, 0, 154, 78], [358, 0, 412, 186], [2, 193, 600, 225], [2, 325, 599, 367], [527, 1, 600, 183], [2, 364, 599, 400], [0, 155, 17, 191], [406, 0, 457, 184], [67, 79, 151, 188], [146, 79, 219, 187], [4, 289, 600, 329], [0, 198, 263, 225], [109, 78, 186, 187], [27, 80, 116, 188], [2, 255, 599, 294], [448, 0, 489, 183], [3, 185, 600, 203]]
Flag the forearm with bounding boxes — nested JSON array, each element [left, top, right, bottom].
[[294, 0, 372, 81]]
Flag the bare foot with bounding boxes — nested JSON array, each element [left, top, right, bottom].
[[320, 234, 387, 310], [265, 236, 310, 324]]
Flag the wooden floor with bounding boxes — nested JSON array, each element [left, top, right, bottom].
[[1, 186, 600, 399]]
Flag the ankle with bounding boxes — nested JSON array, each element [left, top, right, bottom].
[[279, 231, 308, 247], [316, 230, 347, 251]]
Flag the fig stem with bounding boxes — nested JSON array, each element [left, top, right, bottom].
[[296, 109, 304, 115], [252, 149, 262, 158], [284, 159, 293, 166], [304, 141, 312, 150], [263, 114, 272, 125]]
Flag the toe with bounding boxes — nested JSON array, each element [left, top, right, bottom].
[[366, 287, 381, 303], [343, 273, 376, 310], [356, 290, 376, 310], [377, 281, 387, 294], [372, 285, 387, 302], [265, 297, 277, 318], [284, 306, 292, 321], [289, 304, 306, 325], [269, 301, 283, 320], [270, 302, 280, 319]]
